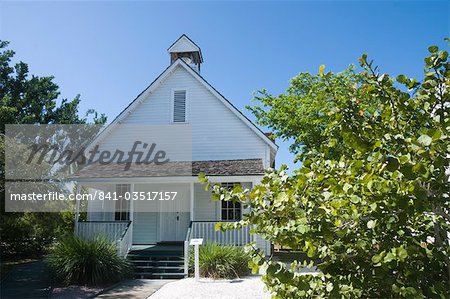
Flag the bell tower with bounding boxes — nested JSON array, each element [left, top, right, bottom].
[[168, 34, 203, 73]]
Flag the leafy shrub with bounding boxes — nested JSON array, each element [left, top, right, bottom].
[[204, 42, 450, 298], [189, 243, 250, 279], [46, 236, 130, 286], [0, 211, 74, 259]]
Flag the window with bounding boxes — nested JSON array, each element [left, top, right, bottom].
[[221, 200, 241, 221], [220, 183, 241, 221], [115, 184, 130, 221], [172, 90, 187, 123]]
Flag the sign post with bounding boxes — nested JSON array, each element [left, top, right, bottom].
[[189, 238, 203, 281]]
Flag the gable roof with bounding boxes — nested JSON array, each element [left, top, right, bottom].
[[88, 59, 278, 151], [167, 34, 203, 63]]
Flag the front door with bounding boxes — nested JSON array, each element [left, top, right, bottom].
[[159, 184, 190, 241]]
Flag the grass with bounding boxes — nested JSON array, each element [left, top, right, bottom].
[[189, 243, 251, 279]]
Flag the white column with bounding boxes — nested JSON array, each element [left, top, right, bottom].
[[74, 184, 81, 235], [190, 182, 194, 221], [129, 183, 135, 223]]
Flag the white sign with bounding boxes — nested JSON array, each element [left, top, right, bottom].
[[190, 238, 203, 246], [190, 238, 204, 281]]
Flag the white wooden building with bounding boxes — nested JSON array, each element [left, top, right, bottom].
[[72, 35, 277, 278]]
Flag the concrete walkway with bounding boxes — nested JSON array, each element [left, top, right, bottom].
[[0, 261, 51, 299], [94, 279, 172, 299], [149, 277, 271, 299]]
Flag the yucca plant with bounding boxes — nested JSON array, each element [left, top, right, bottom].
[[189, 243, 251, 279], [46, 236, 130, 286]]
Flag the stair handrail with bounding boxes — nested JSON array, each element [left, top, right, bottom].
[[117, 220, 132, 257], [183, 221, 193, 276]]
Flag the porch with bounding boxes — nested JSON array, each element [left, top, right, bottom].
[[73, 177, 270, 278]]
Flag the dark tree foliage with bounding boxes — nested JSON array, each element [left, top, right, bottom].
[[0, 41, 107, 258]]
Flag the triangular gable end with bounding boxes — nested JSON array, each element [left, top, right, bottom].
[[88, 59, 277, 151]]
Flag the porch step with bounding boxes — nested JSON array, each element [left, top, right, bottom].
[[157, 241, 184, 246], [127, 243, 185, 279], [133, 266, 184, 270], [128, 260, 183, 264], [128, 252, 183, 258], [133, 272, 185, 279]]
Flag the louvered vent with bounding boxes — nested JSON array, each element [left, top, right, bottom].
[[173, 90, 186, 123]]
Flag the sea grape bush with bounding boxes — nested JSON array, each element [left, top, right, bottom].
[[200, 40, 450, 298]]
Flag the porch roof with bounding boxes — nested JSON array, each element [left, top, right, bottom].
[[71, 159, 264, 179]]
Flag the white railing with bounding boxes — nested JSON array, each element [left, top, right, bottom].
[[190, 221, 251, 245], [76, 221, 130, 243], [184, 223, 192, 276], [117, 222, 132, 257]]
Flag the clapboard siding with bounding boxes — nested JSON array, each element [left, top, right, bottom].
[[101, 65, 268, 162], [193, 183, 218, 221], [133, 211, 158, 244], [92, 120, 192, 163]]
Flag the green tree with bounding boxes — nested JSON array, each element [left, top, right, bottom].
[[201, 41, 450, 298], [0, 40, 106, 258]]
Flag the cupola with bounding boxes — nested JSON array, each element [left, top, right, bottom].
[[168, 34, 203, 73]]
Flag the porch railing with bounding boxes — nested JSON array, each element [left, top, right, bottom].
[[76, 221, 129, 242], [76, 221, 132, 256], [190, 221, 252, 246]]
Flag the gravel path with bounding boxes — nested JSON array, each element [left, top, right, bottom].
[[148, 276, 271, 299]]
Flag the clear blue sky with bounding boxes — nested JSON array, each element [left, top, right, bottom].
[[1, 1, 448, 170]]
